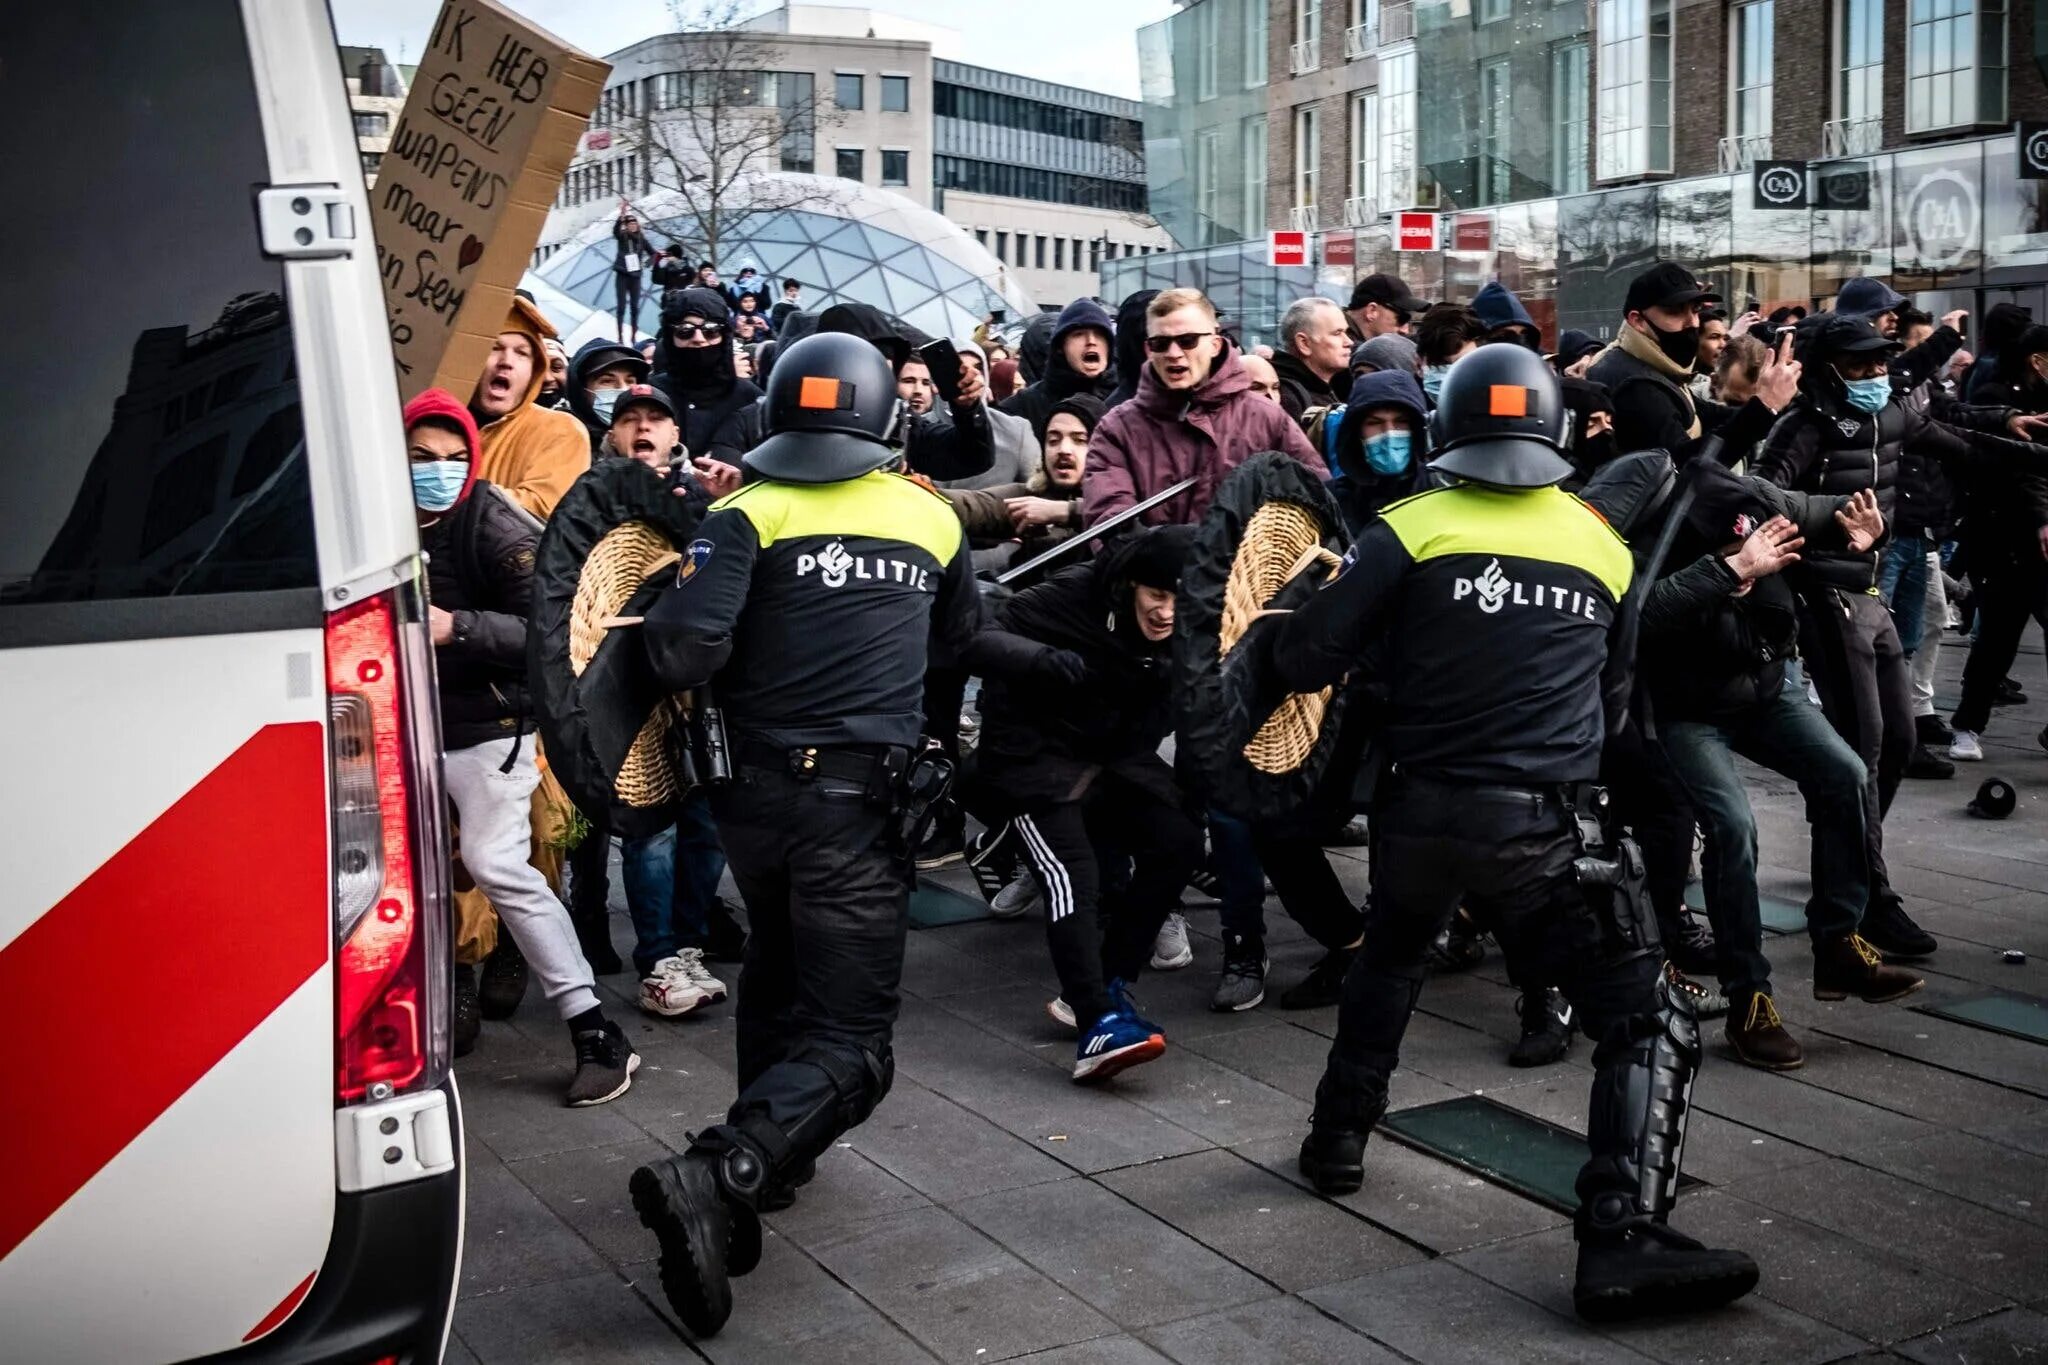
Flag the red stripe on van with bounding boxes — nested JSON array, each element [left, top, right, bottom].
[[0, 722, 329, 1261], [244, 1269, 318, 1341]]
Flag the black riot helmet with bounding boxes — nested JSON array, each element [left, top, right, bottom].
[[1426, 342, 1575, 489], [744, 332, 905, 484]]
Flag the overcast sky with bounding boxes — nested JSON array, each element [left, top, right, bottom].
[[332, 0, 1175, 100]]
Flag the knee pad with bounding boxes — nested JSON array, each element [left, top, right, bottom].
[[790, 1038, 893, 1131], [1587, 971, 1701, 1229]]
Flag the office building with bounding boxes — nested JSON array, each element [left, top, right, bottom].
[[1128, 0, 2048, 347], [537, 4, 1168, 311]]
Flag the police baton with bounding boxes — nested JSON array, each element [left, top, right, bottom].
[[1609, 434, 1730, 738], [994, 476, 1200, 587]]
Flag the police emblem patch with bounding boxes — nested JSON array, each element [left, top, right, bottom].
[[678, 538, 714, 585]]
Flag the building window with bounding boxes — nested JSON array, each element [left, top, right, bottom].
[[1478, 0, 1510, 21], [1380, 47, 1420, 207], [1055, 237, 1066, 270], [1552, 40, 1590, 194], [1246, 0, 1269, 87], [835, 72, 863, 109], [881, 148, 909, 185], [777, 71, 816, 173], [1907, 0, 2006, 132], [352, 111, 388, 138], [1731, 1, 1774, 139], [1036, 234, 1047, 267], [1196, 0, 1221, 101], [1243, 113, 1268, 236], [1195, 127, 1222, 234], [881, 75, 910, 112], [1347, 91, 1378, 213], [1293, 104, 1319, 212], [1596, 0, 1674, 179], [837, 146, 864, 181], [1837, 0, 1882, 126], [1478, 57, 1512, 204], [360, 151, 383, 175]]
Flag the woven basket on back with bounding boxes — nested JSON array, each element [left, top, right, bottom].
[[569, 522, 681, 810], [1217, 501, 1342, 775]]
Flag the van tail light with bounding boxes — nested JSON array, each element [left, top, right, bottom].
[[326, 583, 450, 1105]]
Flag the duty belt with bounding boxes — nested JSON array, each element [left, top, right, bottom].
[[735, 737, 905, 787]]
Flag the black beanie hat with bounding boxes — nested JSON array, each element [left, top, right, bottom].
[[1119, 525, 1195, 591]]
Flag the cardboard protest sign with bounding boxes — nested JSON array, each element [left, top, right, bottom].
[[371, 0, 608, 401]]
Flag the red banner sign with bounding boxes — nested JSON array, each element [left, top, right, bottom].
[[1394, 212, 1438, 252], [1452, 213, 1494, 252], [1323, 231, 1356, 267], [1268, 230, 1308, 267]]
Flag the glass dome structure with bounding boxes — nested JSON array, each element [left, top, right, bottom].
[[527, 173, 1035, 348]]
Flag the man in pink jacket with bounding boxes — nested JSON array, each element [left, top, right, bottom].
[[1084, 288, 1328, 528]]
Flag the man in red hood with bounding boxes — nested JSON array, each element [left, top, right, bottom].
[[1083, 288, 1325, 528], [404, 388, 638, 1107]]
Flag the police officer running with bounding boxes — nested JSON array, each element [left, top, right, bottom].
[[627, 333, 981, 1338], [1252, 344, 1759, 1321]]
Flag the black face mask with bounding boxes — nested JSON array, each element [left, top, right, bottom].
[[1647, 318, 1701, 370], [667, 343, 728, 391], [1578, 432, 1618, 470]]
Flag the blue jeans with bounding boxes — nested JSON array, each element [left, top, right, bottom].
[[1878, 539, 1931, 655], [1661, 689, 1869, 1002], [1208, 810, 1268, 949], [610, 790, 728, 976]]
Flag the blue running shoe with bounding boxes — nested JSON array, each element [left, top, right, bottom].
[[1073, 980, 1165, 1084]]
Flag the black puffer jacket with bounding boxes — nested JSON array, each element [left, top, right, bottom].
[[424, 481, 542, 751], [1753, 378, 2027, 591], [999, 298, 1118, 441], [971, 532, 1185, 808]]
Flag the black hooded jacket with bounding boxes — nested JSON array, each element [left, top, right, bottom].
[[1944, 373, 2048, 567], [1328, 370, 1432, 534], [999, 298, 1119, 441], [649, 287, 763, 464], [971, 530, 1188, 807], [1105, 290, 1161, 409], [1018, 312, 1058, 387], [813, 301, 995, 481]]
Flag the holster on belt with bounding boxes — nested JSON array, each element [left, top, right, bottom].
[[1562, 782, 1661, 958]]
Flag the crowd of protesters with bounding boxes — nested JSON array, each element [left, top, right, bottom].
[[419, 216, 2047, 1181]]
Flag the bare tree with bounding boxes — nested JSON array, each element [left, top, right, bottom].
[[629, 0, 849, 265]]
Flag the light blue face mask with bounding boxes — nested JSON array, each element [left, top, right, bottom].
[[590, 387, 625, 424], [1364, 429, 1413, 475], [1421, 365, 1451, 401], [411, 460, 468, 512], [1839, 372, 1890, 414]]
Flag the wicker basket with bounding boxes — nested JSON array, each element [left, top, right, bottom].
[[569, 522, 681, 809], [1217, 501, 1341, 775]]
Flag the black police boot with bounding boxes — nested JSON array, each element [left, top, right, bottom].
[[759, 1156, 816, 1213], [478, 934, 529, 1020], [1574, 1218, 1760, 1322], [452, 963, 481, 1057], [1298, 1125, 1368, 1195], [629, 1150, 734, 1338]]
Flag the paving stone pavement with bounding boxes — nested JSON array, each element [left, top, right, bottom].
[[449, 631, 2048, 1363]]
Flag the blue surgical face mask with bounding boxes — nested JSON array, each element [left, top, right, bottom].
[[411, 459, 468, 512], [1838, 370, 1890, 414], [1421, 364, 1451, 401], [590, 387, 624, 424], [1364, 429, 1413, 475]]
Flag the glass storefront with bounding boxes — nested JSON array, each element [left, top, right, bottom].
[[1109, 132, 2048, 346], [1138, 0, 1271, 248]]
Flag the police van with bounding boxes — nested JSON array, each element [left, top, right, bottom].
[[0, 3, 462, 1360]]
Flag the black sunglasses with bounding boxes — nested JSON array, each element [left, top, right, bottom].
[[671, 322, 726, 340], [1145, 331, 1216, 354]]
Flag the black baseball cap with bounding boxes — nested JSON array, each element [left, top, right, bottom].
[[609, 382, 678, 423], [1624, 262, 1723, 315], [1813, 314, 1902, 356], [1349, 272, 1429, 316]]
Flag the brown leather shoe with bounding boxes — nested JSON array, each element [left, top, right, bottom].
[[1726, 992, 1803, 1071], [1813, 933, 1925, 1003]]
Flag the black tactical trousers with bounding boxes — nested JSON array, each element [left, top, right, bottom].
[[704, 762, 908, 1179], [1799, 588, 1915, 915], [1314, 776, 1672, 1229]]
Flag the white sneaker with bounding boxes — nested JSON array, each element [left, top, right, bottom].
[[1950, 730, 1985, 761], [640, 951, 719, 1017], [1150, 912, 1194, 970], [679, 946, 727, 1003], [1047, 996, 1077, 1031], [990, 873, 1042, 920]]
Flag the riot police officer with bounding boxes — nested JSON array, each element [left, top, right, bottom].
[[1251, 343, 1759, 1322], [627, 332, 980, 1339]]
